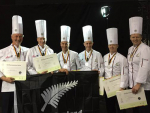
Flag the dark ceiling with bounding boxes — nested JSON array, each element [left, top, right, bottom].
[[0, 0, 148, 5]]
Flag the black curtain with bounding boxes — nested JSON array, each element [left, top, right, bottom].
[[0, 1, 140, 56]]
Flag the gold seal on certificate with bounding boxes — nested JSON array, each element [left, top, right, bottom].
[[33, 53, 61, 73], [63, 64, 67, 69], [0, 61, 26, 80], [116, 88, 147, 110], [85, 62, 89, 66], [104, 75, 121, 98]]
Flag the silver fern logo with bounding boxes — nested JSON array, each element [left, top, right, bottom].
[[41, 81, 78, 112]]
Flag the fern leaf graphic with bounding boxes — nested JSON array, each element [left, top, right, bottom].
[[41, 80, 78, 112]]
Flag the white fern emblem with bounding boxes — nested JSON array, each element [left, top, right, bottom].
[[41, 80, 78, 112]]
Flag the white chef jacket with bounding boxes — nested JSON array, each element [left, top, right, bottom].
[[26, 45, 54, 75], [79, 49, 104, 76], [0, 44, 28, 113], [57, 50, 81, 71], [127, 42, 150, 90], [0, 44, 28, 92], [104, 52, 128, 88]]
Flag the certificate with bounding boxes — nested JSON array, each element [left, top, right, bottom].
[[33, 53, 61, 73], [0, 61, 26, 80], [104, 75, 121, 98], [99, 77, 104, 96], [116, 88, 147, 110]]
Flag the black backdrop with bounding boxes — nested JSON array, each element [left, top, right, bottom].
[[0, 1, 142, 56]]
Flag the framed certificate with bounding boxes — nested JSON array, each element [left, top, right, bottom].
[[33, 53, 61, 73], [116, 88, 147, 110]]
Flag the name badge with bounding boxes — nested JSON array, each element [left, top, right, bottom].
[[63, 64, 67, 69], [85, 62, 89, 66]]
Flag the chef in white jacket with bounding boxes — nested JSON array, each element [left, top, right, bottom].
[[103, 28, 128, 113], [79, 25, 104, 76], [0, 15, 28, 113], [128, 16, 150, 113], [26, 20, 54, 75], [57, 25, 81, 71]]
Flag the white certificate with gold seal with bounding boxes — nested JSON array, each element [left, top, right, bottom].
[[116, 88, 147, 110], [0, 61, 26, 80], [33, 53, 61, 73], [104, 75, 121, 98]]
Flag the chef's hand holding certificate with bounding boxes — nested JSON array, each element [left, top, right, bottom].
[[116, 87, 147, 110], [104, 75, 121, 98], [0, 61, 26, 81], [33, 53, 61, 73]]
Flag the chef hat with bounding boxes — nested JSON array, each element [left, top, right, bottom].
[[106, 28, 118, 45], [82, 25, 93, 42], [129, 16, 143, 35], [35, 20, 47, 41], [61, 25, 71, 42], [12, 15, 23, 34]]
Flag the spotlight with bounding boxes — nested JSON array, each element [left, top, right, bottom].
[[101, 6, 110, 18]]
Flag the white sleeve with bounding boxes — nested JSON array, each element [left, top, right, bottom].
[[120, 56, 129, 88], [0, 50, 4, 78], [26, 49, 38, 75], [75, 53, 82, 70], [0, 71, 4, 78], [78, 53, 85, 70], [98, 53, 104, 77], [136, 47, 150, 84]]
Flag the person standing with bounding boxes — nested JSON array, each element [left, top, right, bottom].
[[57, 25, 81, 71], [79, 25, 104, 76], [26, 20, 54, 75], [103, 28, 128, 113], [0, 15, 28, 113], [128, 16, 150, 113]]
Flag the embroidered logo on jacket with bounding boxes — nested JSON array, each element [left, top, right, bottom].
[[115, 62, 120, 66], [6, 55, 13, 59], [95, 58, 98, 63], [32, 55, 38, 57], [136, 53, 140, 57]]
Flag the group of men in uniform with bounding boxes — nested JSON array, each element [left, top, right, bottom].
[[0, 15, 150, 113]]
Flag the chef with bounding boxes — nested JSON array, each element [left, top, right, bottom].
[[57, 25, 81, 71], [26, 20, 54, 75], [79, 25, 104, 76], [103, 27, 128, 113], [128, 16, 150, 113], [0, 15, 28, 113]]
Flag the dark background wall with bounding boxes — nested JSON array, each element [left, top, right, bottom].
[[0, 1, 142, 56]]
